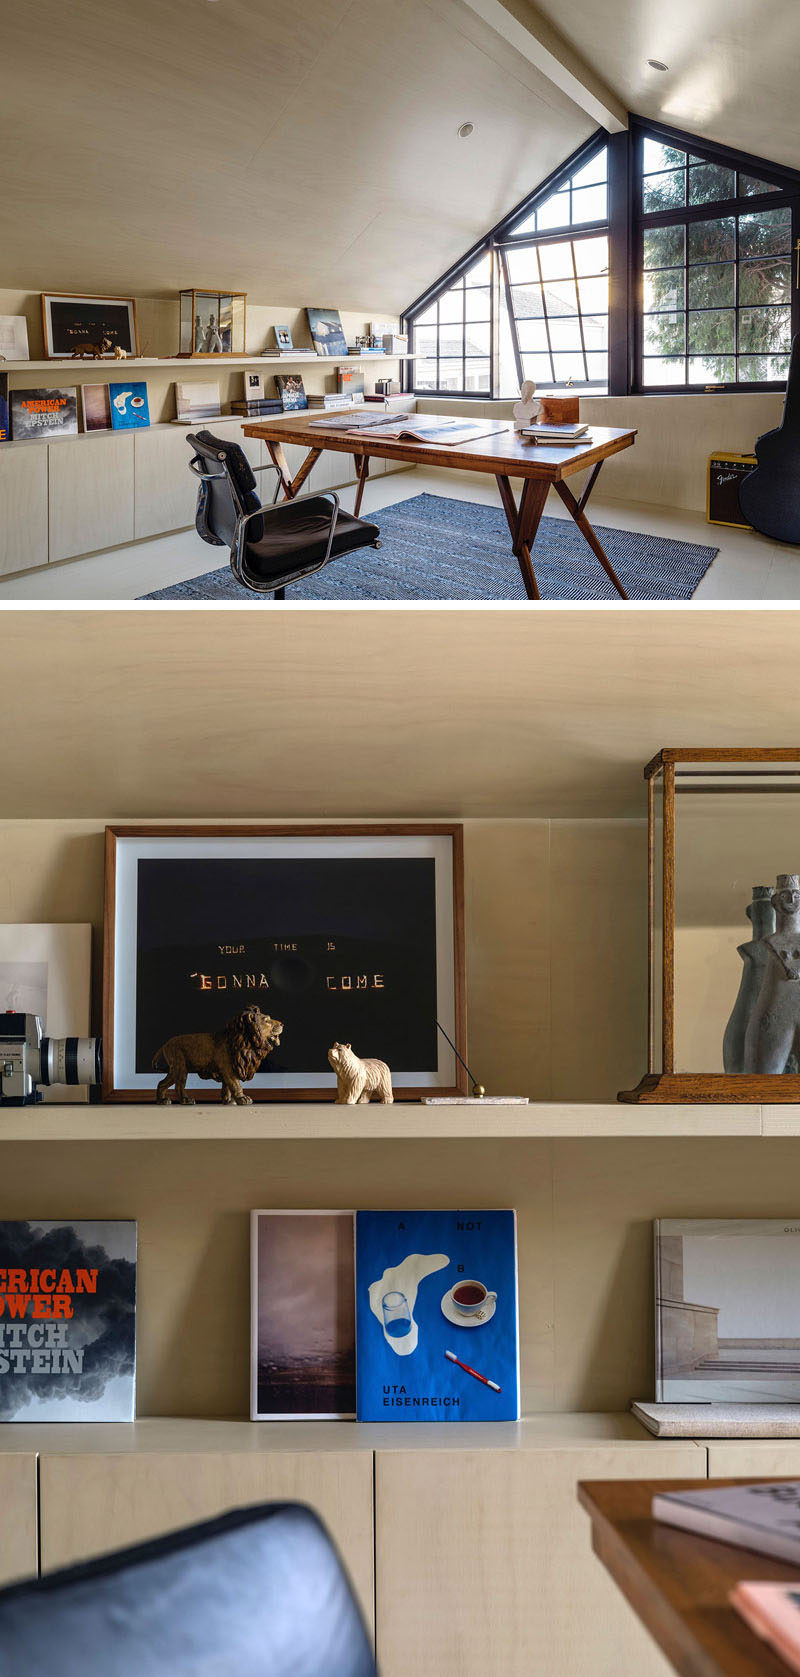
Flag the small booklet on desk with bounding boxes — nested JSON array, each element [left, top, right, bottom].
[[653, 1480, 800, 1564]]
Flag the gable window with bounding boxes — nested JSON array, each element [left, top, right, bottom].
[[403, 123, 799, 399], [637, 132, 796, 390]]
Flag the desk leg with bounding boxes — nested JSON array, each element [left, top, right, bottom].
[[353, 454, 370, 517], [553, 468, 628, 599], [496, 474, 549, 600], [267, 443, 321, 500]]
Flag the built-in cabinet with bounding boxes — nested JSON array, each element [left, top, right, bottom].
[[0, 424, 403, 575], [0, 1455, 37, 1586]]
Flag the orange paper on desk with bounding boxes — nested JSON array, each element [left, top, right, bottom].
[[732, 1580, 800, 1672]]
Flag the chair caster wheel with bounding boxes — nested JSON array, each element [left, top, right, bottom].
[[372, 539, 382, 548]]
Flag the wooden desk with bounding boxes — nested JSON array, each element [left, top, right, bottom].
[[242, 411, 638, 601], [579, 1478, 800, 1677]]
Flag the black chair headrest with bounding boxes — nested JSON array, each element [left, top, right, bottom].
[[188, 429, 259, 501]]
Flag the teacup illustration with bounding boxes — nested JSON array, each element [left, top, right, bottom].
[[451, 1279, 497, 1315]]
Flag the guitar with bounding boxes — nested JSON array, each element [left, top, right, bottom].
[[739, 333, 800, 544]]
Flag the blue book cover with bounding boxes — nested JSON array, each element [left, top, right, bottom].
[[355, 1209, 519, 1422], [109, 382, 150, 429]]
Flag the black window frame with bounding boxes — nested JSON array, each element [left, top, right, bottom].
[[402, 118, 800, 399]]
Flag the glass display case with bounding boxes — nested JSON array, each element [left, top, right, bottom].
[[621, 747, 800, 1102], [178, 290, 247, 357]]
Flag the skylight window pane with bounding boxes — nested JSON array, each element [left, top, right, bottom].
[[739, 256, 791, 305], [510, 283, 544, 318], [687, 262, 735, 308], [436, 359, 463, 390], [643, 170, 686, 212], [688, 216, 735, 264], [644, 270, 685, 311], [548, 317, 583, 351], [552, 351, 585, 380], [465, 321, 491, 355], [520, 353, 553, 383], [739, 173, 780, 196], [688, 163, 735, 204], [643, 138, 686, 173], [643, 225, 685, 269], [581, 315, 608, 350], [642, 356, 686, 385], [465, 252, 491, 284], [573, 235, 608, 276], [465, 286, 491, 321], [572, 183, 607, 223], [542, 277, 579, 314], [739, 206, 792, 257], [505, 247, 540, 285], [464, 358, 491, 390], [577, 275, 608, 312], [538, 243, 574, 281], [515, 318, 549, 352], [536, 190, 570, 230], [438, 288, 464, 325], [413, 328, 438, 356], [571, 150, 607, 189], [585, 352, 607, 381], [412, 359, 438, 388], [413, 304, 436, 327]]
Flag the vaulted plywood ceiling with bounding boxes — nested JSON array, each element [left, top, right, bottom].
[[0, 0, 593, 310], [533, 0, 800, 173]]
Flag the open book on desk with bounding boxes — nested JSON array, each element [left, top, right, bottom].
[[309, 413, 507, 445]]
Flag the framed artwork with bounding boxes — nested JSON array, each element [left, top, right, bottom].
[[0, 923, 91, 1102], [81, 384, 112, 432], [306, 307, 348, 356], [41, 294, 139, 359], [274, 325, 293, 350], [655, 1219, 800, 1402], [102, 824, 467, 1101], [251, 1210, 355, 1419]]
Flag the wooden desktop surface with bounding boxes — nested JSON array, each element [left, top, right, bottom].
[[579, 1478, 800, 1677], [243, 410, 637, 482]]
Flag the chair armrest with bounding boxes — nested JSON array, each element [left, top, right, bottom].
[[231, 491, 341, 588], [250, 460, 283, 505]]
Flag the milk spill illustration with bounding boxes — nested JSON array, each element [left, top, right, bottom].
[[368, 1252, 449, 1356]]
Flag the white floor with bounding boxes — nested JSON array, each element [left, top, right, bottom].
[[0, 466, 795, 602]]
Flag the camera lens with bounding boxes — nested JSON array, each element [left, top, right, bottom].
[[40, 1037, 102, 1087]]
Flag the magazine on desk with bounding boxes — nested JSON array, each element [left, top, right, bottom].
[[309, 413, 506, 445]]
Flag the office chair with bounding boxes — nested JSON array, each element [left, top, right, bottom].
[[188, 430, 381, 598], [0, 1502, 377, 1677]]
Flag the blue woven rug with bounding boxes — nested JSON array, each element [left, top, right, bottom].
[[142, 493, 719, 602]]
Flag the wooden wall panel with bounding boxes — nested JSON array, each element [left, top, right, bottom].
[[39, 1450, 374, 1628], [376, 1441, 704, 1677], [48, 433, 134, 561], [0, 1456, 38, 1585], [0, 446, 48, 575]]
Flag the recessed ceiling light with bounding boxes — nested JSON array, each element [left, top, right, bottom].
[[458, 122, 474, 138], [647, 58, 669, 71]]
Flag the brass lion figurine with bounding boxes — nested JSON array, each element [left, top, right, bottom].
[[153, 1006, 283, 1105], [328, 1042, 393, 1104]]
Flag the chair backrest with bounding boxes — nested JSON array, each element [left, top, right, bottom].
[[187, 430, 264, 546], [0, 1502, 376, 1677]]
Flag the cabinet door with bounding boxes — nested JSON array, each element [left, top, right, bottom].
[[708, 1442, 800, 1476], [39, 1449, 374, 1631], [134, 426, 198, 539], [0, 1454, 37, 1584], [376, 1443, 704, 1677], [0, 445, 48, 575], [48, 433, 134, 561]]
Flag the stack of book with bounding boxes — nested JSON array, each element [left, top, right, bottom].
[[230, 398, 283, 417], [522, 421, 589, 447], [306, 393, 365, 411]]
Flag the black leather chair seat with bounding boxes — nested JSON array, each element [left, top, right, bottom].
[[244, 496, 380, 579]]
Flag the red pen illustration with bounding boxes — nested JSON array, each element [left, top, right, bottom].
[[445, 1349, 501, 1392]]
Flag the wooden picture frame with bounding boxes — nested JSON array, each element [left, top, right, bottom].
[[41, 293, 140, 359], [620, 747, 800, 1103], [103, 824, 467, 1103]]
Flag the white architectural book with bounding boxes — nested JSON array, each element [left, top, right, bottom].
[[655, 1219, 800, 1403]]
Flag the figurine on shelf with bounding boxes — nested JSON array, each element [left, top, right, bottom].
[[513, 378, 539, 433], [744, 876, 800, 1072], [723, 885, 775, 1072], [203, 313, 224, 354], [114, 345, 127, 360], [75, 341, 105, 359], [328, 1042, 393, 1104], [152, 1006, 283, 1104]]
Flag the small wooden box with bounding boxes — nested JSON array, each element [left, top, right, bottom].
[[538, 393, 580, 425], [707, 452, 757, 528]]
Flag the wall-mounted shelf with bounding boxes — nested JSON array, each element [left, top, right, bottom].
[[0, 1100, 784, 1140], [0, 354, 413, 373]]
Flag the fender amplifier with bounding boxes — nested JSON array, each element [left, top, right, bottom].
[[707, 452, 757, 528]]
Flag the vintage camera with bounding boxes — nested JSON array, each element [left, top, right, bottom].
[[0, 1013, 101, 1105]]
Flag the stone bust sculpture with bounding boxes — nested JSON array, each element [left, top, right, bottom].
[[744, 874, 800, 1072]]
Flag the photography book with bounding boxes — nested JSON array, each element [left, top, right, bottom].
[[309, 414, 506, 446], [525, 422, 588, 439], [0, 1220, 137, 1421], [732, 1581, 800, 1673], [175, 381, 220, 424], [355, 1209, 519, 1422], [338, 367, 365, 399], [654, 1219, 800, 1403], [0, 373, 8, 443], [81, 383, 112, 433], [251, 1210, 355, 1420], [109, 382, 150, 430], [11, 387, 78, 441], [653, 1481, 800, 1565], [274, 373, 308, 411]]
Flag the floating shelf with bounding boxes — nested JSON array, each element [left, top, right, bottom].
[[0, 354, 413, 373], [0, 1101, 788, 1141], [0, 1413, 684, 1454]]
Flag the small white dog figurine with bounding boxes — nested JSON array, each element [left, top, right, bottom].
[[328, 1042, 393, 1104], [114, 345, 128, 359], [513, 378, 539, 432]]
